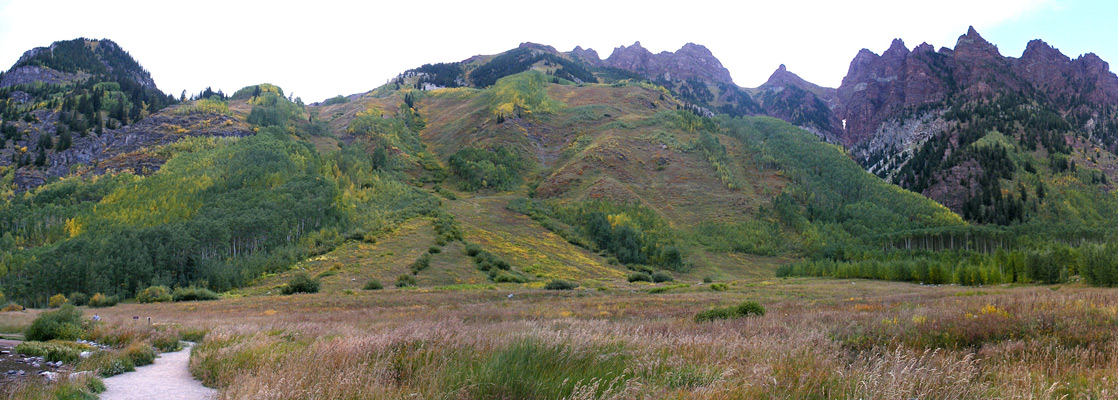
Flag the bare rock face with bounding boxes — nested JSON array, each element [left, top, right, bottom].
[[604, 42, 734, 85], [0, 65, 86, 88], [758, 64, 844, 141]]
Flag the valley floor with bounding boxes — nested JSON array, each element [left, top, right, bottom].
[[72, 278, 1118, 399]]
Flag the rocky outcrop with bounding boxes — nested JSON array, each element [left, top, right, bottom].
[[604, 42, 734, 85], [757, 65, 844, 141], [0, 65, 87, 88]]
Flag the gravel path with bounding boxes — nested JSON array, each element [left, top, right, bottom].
[[100, 344, 216, 400]]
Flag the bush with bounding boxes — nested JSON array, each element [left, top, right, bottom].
[[410, 253, 432, 274], [81, 351, 135, 377], [709, 283, 729, 291], [25, 304, 84, 341], [428, 245, 442, 254], [123, 342, 156, 367], [172, 286, 220, 301], [493, 272, 527, 283], [735, 301, 765, 316], [88, 293, 118, 308], [465, 243, 482, 257], [703, 276, 714, 283], [1, 303, 23, 312], [395, 274, 417, 288], [49, 293, 69, 308], [15, 340, 91, 363], [694, 301, 765, 322], [544, 280, 579, 290], [651, 271, 674, 283], [627, 272, 652, 283], [364, 279, 384, 290], [68, 292, 90, 306], [136, 286, 173, 303], [281, 272, 321, 294]]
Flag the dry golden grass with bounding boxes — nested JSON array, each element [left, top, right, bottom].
[[30, 278, 1112, 399]]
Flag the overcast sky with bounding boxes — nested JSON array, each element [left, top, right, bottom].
[[0, 0, 1112, 102]]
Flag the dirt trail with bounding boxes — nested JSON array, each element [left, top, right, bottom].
[[100, 344, 216, 400]]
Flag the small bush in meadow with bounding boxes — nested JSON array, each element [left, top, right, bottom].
[[48, 293, 68, 308], [710, 283, 729, 291], [703, 276, 714, 283], [282, 272, 320, 294], [428, 245, 442, 254], [465, 243, 482, 257], [178, 327, 209, 343], [25, 304, 84, 341], [396, 274, 417, 288], [136, 286, 173, 303], [694, 301, 765, 322], [123, 342, 156, 367], [1, 303, 23, 312], [627, 272, 652, 283], [88, 293, 118, 308], [364, 280, 384, 290], [544, 280, 579, 290], [172, 286, 220, 302], [80, 350, 135, 377], [68, 292, 90, 306], [493, 271, 527, 283], [15, 340, 91, 363], [652, 271, 674, 283]]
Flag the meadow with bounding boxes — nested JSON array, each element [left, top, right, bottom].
[[4, 278, 1115, 399]]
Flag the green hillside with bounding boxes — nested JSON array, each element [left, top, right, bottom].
[[3, 65, 1117, 307]]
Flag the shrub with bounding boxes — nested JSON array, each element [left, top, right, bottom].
[[735, 301, 765, 317], [81, 350, 135, 377], [68, 292, 90, 306], [282, 272, 321, 294], [627, 272, 652, 283], [710, 283, 729, 291], [493, 272, 527, 283], [178, 327, 209, 343], [465, 243, 482, 257], [172, 286, 220, 301], [88, 293, 118, 308], [25, 304, 84, 341], [136, 286, 173, 303], [410, 253, 432, 274], [428, 245, 442, 254], [123, 342, 156, 367], [48, 293, 68, 308], [703, 276, 714, 283], [395, 274, 417, 288], [363, 280, 384, 290], [15, 340, 91, 363], [544, 280, 579, 290], [1, 303, 23, 312], [694, 301, 765, 322], [651, 271, 674, 283], [648, 284, 690, 294]]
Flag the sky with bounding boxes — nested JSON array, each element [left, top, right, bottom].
[[0, 0, 1113, 103]]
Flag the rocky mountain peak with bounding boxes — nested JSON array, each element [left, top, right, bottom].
[[955, 26, 1001, 57], [569, 46, 602, 66], [885, 38, 909, 56], [604, 41, 733, 85], [518, 42, 558, 53]]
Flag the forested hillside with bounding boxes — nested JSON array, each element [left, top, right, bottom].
[[2, 36, 1118, 308]]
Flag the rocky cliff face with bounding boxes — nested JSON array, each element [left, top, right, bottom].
[[603, 42, 734, 85]]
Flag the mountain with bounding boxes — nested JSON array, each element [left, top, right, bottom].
[[0, 38, 238, 193], [3, 32, 1118, 307], [831, 27, 1118, 225]]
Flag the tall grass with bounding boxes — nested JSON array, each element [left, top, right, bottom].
[[77, 282, 1118, 399]]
